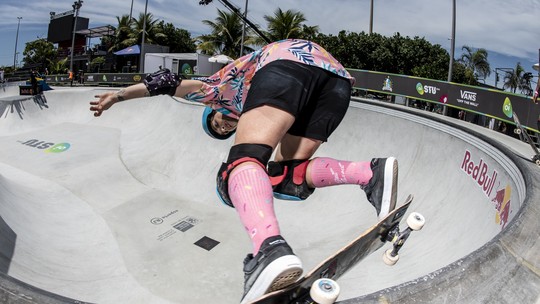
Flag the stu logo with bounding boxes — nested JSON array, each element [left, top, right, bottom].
[[20, 139, 71, 153]]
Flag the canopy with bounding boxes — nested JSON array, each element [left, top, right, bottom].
[[114, 45, 140, 56], [208, 54, 234, 64]]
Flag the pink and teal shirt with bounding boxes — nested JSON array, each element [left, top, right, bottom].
[[184, 39, 355, 119]]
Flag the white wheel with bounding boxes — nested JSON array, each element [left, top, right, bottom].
[[310, 278, 340, 304], [407, 212, 425, 231], [383, 248, 399, 266], [515, 128, 522, 135]]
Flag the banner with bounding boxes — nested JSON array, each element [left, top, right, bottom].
[[349, 69, 540, 131]]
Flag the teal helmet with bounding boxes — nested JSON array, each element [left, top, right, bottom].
[[201, 107, 235, 140]]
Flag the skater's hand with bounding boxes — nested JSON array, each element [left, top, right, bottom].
[[90, 92, 118, 117]]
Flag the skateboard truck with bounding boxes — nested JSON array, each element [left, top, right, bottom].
[[383, 212, 425, 265]]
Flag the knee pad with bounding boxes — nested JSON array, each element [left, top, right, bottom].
[[216, 143, 273, 207], [268, 159, 315, 201], [143, 68, 181, 96]]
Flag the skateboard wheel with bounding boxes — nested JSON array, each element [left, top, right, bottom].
[[533, 155, 540, 166], [310, 278, 340, 304], [407, 212, 425, 231], [383, 248, 399, 266], [515, 129, 522, 135]]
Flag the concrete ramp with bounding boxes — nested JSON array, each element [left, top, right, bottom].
[[0, 89, 538, 303]]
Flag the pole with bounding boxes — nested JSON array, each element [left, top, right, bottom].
[[239, 0, 248, 57], [447, 0, 456, 83], [369, 0, 374, 34], [129, 0, 134, 21], [443, 0, 456, 116], [13, 17, 22, 70], [70, 0, 83, 72], [139, 0, 148, 73]]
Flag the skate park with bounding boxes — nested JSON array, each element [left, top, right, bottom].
[[0, 86, 539, 303]]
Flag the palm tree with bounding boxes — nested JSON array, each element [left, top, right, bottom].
[[127, 12, 166, 47], [520, 72, 534, 96], [109, 14, 133, 52], [198, 9, 254, 57], [263, 8, 307, 42], [459, 45, 491, 81], [503, 62, 525, 93]]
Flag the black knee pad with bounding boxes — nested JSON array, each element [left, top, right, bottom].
[[268, 159, 315, 201], [216, 143, 273, 207]]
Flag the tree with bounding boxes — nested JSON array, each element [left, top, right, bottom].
[[47, 57, 68, 74], [502, 62, 532, 94], [22, 39, 57, 70], [108, 14, 132, 52], [520, 72, 534, 96], [312, 31, 449, 81], [154, 21, 196, 53], [459, 45, 491, 82], [263, 8, 308, 42], [127, 12, 166, 46], [198, 9, 254, 57]]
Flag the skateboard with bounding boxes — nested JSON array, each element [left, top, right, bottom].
[[512, 111, 540, 166], [250, 194, 423, 304]]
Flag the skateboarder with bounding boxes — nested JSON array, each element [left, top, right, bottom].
[[89, 39, 398, 303]]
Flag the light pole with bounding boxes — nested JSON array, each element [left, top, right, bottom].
[[447, 0, 456, 83], [129, 0, 134, 21], [139, 0, 149, 73], [13, 17, 22, 70], [70, 0, 83, 72], [443, 0, 456, 116], [239, 0, 248, 56], [369, 0, 374, 34]]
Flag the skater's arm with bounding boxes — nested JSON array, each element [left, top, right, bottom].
[[90, 79, 203, 117]]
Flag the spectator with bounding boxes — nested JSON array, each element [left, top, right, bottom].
[[79, 70, 85, 85], [68, 69, 74, 87], [30, 69, 38, 95]]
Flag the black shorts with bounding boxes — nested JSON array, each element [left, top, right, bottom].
[[242, 60, 351, 142]]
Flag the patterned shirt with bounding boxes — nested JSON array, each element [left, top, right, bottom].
[[184, 39, 355, 119]]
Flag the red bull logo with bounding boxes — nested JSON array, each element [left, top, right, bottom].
[[491, 185, 512, 229], [460, 150, 497, 198]]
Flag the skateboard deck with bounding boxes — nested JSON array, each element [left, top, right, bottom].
[[512, 111, 540, 166], [251, 194, 417, 304]]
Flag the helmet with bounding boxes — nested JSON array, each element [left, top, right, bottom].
[[201, 107, 236, 140]]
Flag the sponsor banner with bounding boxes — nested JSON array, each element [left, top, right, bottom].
[[349, 69, 540, 131], [46, 73, 145, 84], [83, 73, 144, 83]]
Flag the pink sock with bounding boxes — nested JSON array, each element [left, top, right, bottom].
[[228, 163, 280, 254], [309, 157, 372, 188]]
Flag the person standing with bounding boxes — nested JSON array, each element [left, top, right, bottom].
[[30, 69, 38, 95]]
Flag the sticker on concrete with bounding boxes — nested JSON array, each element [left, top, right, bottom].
[[156, 216, 201, 241], [194, 236, 220, 251]]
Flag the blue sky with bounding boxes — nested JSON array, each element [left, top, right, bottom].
[[0, 0, 538, 87]]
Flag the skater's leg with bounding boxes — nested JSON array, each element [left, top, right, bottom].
[[229, 105, 303, 303]]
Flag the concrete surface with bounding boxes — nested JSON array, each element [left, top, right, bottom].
[[0, 89, 538, 303]]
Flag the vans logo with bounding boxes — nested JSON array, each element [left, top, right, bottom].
[[457, 90, 479, 107], [19, 139, 71, 153], [460, 90, 477, 102]]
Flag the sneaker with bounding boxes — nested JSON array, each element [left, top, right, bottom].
[[240, 235, 303, 304], [362, 157, 398, 219]]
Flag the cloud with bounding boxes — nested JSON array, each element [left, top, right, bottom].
[[0, 0, 538, 67]]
